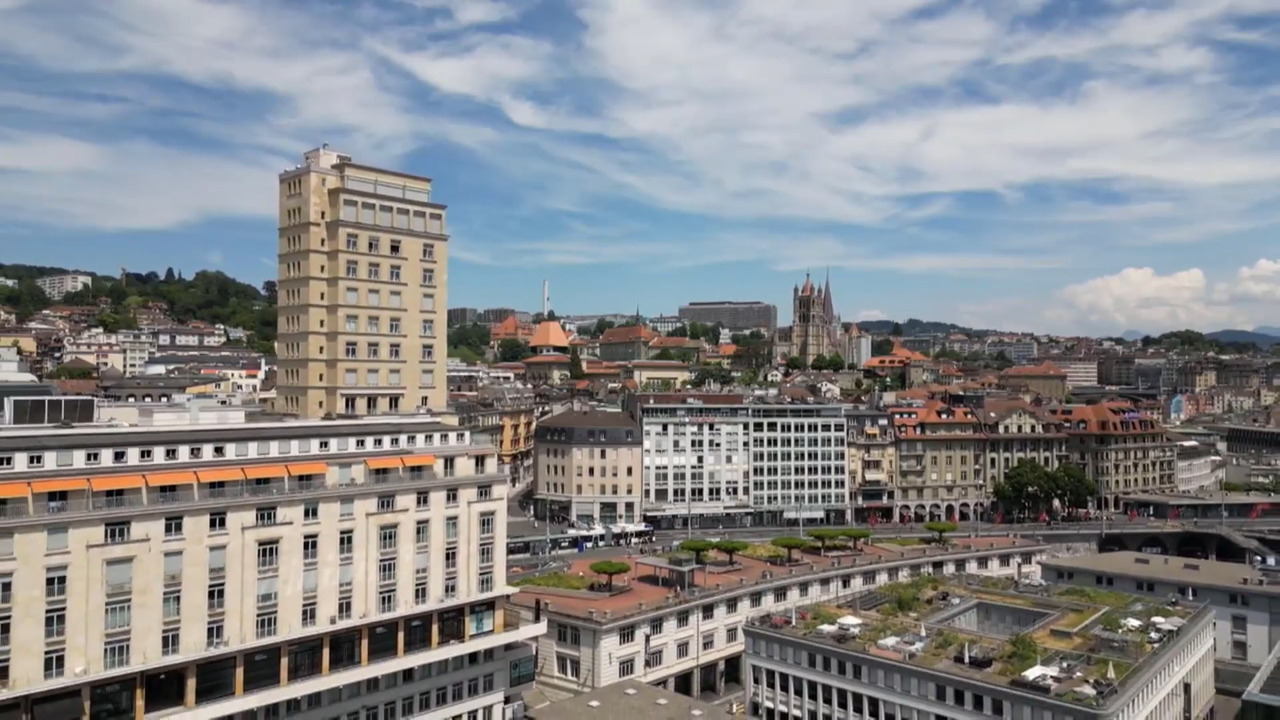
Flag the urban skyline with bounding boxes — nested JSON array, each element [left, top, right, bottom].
[[1, 1, 1280, 335]]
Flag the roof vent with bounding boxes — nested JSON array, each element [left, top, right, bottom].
[[691, 711, 704, 717], [587, 700, 601, 708], [656, 699, 669, 706], [623, 688, 638, 696]]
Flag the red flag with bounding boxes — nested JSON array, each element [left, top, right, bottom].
[[869, 514, 879, 527], [1038, 511, 1048, 523]]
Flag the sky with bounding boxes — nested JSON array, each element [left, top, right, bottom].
[[1, 0, 1280, 336]]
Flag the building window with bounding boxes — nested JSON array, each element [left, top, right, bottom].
[[103, 640, 130, 670], [556, 654, 580, 680]]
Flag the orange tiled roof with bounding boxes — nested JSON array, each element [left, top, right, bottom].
[[600, 325, 657, 344], [890, 340, 929, 361], [1001, 362, 1065, 377], [863, 356, 909, 369], [714, 343, 737, 356], [648, 336, 696, 349], [529, 321, 570, 349], [1046, 403, 1163, 434], [522, 353, 571, 364]]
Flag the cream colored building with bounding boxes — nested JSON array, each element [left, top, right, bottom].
[[620, 361, 690, 390], [0, 414, 544, 719], [275, 145, 449, 419], [532, 409, 642, 525]]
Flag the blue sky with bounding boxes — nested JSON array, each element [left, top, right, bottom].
[[1, 0, 1280, 335]]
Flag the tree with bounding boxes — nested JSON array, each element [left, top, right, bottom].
[[770, 536, 809, 563], [569, 347, 586, 379], [890, 322, 903, 336], [592, 318, 615, 337], [448, 324, 490, 354], [589, 560, 630, 591], [546, 309, 558, 321], [854, 378, 864, 390], [654, 348, 676, 361], [690, 366, 732, 388], [810, 354, 829, 371], [714, 539, 748, 565], [163, 267, 177, 283], [497, 339, 531, 363], [841, 528, 872, 550], [785, 356, 804, 371], [806, 528, 844, 555], [924, 521, 957, 545], [826, 353, 845, 370], [871, 338, 894, 356], [261, 280, 278, 305], [46, 365, 95, 380], [678, 539, 717, 565]]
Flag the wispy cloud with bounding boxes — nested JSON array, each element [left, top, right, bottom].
[[0, 0, 1278, 303]]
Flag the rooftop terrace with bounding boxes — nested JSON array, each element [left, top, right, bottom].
[[747, 575, 1208, 709], [510, 535, 1042, 622]]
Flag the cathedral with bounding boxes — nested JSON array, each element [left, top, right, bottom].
[[775, 271, 870, 369]]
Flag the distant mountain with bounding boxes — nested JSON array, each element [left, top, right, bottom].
[[1120, 330, 1146, 341], [1205, 329, 1280, 348], [856, 318, 977, 336], [1255, 326, 1280, 336]]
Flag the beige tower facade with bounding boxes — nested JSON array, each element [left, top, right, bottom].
[[276, 145, 449, 418]]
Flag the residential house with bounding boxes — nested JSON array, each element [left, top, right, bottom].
[[598, 325, 659, 362]]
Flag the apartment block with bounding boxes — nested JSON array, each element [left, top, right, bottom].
[[532, 409, 641, 526], [629, 394, 753, 529], [1046, 402, 1176, 508], [678, 301, 778, 333], [275, 145, 448, 419], [749, 404, 848, 525], [0, 414, 544, 719], [844, 409, 896, 523], [34, 274, 93, 301]]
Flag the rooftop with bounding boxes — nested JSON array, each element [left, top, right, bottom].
[[510, 536, 1039, 622], [1042, 550, 1280, 596], [525, 679, 731, 720], [749, 574, 1207, 709]]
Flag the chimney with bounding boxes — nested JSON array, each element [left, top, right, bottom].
[[588, 609, 597, 619]]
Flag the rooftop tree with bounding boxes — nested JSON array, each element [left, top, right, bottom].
[[924, 521, 957, 545], [589, 560, 631, 591], [678, 539, 717, 565], [714, 539, 749, 566], [806, 528, 845, 555], [770, 536, 809, 563], [840, 528, 873, 551]]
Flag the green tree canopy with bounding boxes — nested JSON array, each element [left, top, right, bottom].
[[654, 348, 676, 361], [871, 338, 894, 356], [497, 339, 531, 363], [448, 323, 490, 354], [806, 528, 845, 554], [840, 528, 873, 549], [923, 521, 957, 544], [770, 536, 809, 563], [589, 560, 631, 590], [713, 539, 749, 565], [569, 347, 586, 379], [785, 356, 804, 371], [678, 539, 717, 565]]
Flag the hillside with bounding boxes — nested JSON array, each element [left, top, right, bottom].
[[1205, 329, 1280, 349], [0, 263, 277, 350], [856, 318, 978, 336]]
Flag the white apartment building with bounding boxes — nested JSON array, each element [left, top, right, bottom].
[[631, 394, 753, 530], [1054, 358, 1100, 388], [0, 410, 545, 719], [513, 539, 1046, 697], [985, 339, 1037, 364], [35, 274, 93, 301], [1175, 440, 1223, 493], [750, 403, 849, 525]]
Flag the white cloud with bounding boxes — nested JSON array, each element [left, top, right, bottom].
[[1038, 258, 1280, 334], [855, 310, 887, 322], [0, 0, 1278, 283]]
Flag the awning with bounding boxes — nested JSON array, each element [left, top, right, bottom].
[[29, 478, 87, 493], [0, 483, 29, 498], [242, 465, 287, 481], [195, 468, 246, 483], [89, 475, 144, 491], [401, 454, 436, 467], [286, 463, 329, 477], [365, 458, 403, 470], [145, 471, 198, 486]]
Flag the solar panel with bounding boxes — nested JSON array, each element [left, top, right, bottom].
[[2, 397, 97, 426]]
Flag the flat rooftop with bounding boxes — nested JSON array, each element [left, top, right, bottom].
[[510, 536, 1041, 622], [1042, 551, 1280, 595], [749, 575, 1208, 709], [525, 679, 731, 720]]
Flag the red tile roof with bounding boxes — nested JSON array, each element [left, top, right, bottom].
[[600, 325, 658, 344]]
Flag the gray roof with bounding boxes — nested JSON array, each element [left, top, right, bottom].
[[526, 680, 730, 720], [539, 408, 638, 430], [1041, 551, 1280, 596]]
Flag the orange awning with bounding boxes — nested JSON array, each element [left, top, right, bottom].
[[195, 468, 246, 483], [145, 471, 197, 486], [402, 454, 436, 467], [242, 465, 287, 480], [0, 483, 29, 499], [89, 475, 144, 491], [286, 463, 329, 477], [29, 478, 87, 494], [365, 457, 403, 470]]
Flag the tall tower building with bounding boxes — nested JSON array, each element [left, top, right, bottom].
[[789, 271, 842, 367], [276, 146, 449, 418]]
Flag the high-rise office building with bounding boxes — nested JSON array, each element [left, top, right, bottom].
[[678, 301, 777, 333], [276, 145, 448, 419], [0, 404, 544, 719]]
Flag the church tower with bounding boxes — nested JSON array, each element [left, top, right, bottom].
[[792, 272, 830, 366]]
